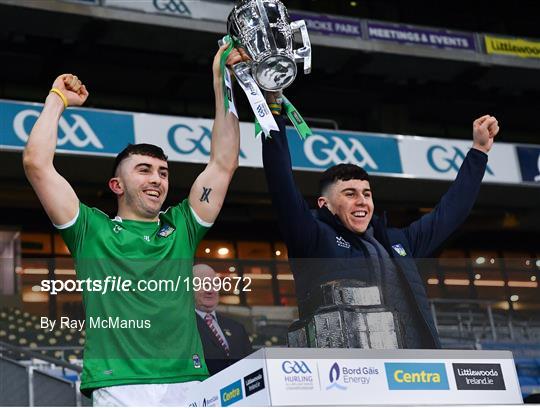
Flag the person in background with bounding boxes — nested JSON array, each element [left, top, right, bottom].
[[193, 264, 253, 375]]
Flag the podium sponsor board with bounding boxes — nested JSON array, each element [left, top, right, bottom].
[[185, 348, 522, 406]]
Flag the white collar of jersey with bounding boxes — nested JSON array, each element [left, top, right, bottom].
[[112, 215, 161, 224]]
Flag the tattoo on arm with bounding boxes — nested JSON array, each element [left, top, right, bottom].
[[200, 187, 212, 203]]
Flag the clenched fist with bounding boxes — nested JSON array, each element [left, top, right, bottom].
[[212, 41, 251, 86], [472, 115, 499, 154], [50, 74, 89, 107]]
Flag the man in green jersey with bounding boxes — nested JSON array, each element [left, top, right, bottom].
[[23, 43, 245, 406]]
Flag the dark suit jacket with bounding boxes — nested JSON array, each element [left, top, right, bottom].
[[196, 312, 253, 376]]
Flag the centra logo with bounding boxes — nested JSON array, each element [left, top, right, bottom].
[[220, 380, 243, 407], [385, 362, 449, 390]]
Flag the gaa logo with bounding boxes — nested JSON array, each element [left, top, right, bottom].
[[304, 134, 378, 168], [281, 360, 312, 374], [256, 103, 268, 118], [167, 123, 246, 158], [153, 0, 191, 16], [14, 109, 104, 149], [427, 145, 493, 175], [168, 124, 211, 155]]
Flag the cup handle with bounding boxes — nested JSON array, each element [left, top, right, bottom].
[[290, 20, 312, 74]]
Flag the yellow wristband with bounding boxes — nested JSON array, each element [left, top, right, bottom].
[[49, 88, 68, 109], [268, 103, 282, 116]]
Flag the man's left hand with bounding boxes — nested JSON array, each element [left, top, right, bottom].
[[472, 114, 499, 154]]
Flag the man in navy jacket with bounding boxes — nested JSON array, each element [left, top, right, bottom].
[[262, 95, 499, 348]]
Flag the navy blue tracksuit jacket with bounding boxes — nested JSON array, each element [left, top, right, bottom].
[[262, 116, 488, 348]]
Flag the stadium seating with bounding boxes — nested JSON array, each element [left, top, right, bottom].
[[3, 302, 540, 399]]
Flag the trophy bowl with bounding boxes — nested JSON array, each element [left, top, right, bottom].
[[227, 0, 311, 91]]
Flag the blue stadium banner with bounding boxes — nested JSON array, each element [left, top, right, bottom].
[[103, 0, 230, 22], [286, 127, 403, 174], [2, 98, 538, 187], [516, 146, 540, 183], [0, 100, 135, 155]]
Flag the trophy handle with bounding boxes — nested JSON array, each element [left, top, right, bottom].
[[290, 20, 312, 75]]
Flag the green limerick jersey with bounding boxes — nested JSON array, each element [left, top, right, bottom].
[[57, 199, 211, 396]]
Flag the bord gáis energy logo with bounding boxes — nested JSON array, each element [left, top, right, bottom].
[[326, 362, 379, 390], [385, 363, 449, 390]]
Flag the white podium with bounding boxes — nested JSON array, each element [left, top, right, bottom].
[[185, 348, 522, 406]]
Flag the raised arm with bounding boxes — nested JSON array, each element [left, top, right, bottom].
[[404, 115, 499, 257], [188, 43, 241, 224], [23, 74, 89, 226], [262, 94, 319, 256]]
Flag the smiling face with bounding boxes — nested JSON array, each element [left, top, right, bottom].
[[110, 154, 169, 220], [318, 179, 374, 234]]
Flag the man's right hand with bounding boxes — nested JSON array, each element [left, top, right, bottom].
[[51, 74, 89, 106]]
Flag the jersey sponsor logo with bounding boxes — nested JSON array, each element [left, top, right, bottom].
[[392, 244, 407, 256], [143, 235, 150, 242], [304, 134, 379, 168], [153, 0, 191, 16], [427, 145, 494, 175], [14, 109, 104, 149], [167, 123, 247, 158], [192, 354, 201, 369], [336, 236, 351, 249], [113, 225, 123, 234], [157, 225, 175, 238]]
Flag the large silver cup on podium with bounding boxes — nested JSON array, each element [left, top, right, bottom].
[[288, 280, 403, 349], [227, 0, 311, 92]]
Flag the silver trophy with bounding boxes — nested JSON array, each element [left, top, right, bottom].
[[226, 0, 311, 92], [288, 280, 403, 349]]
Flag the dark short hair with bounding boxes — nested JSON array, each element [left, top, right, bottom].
[[319, 164, 370, 195], [112, 144, 168, 176]]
